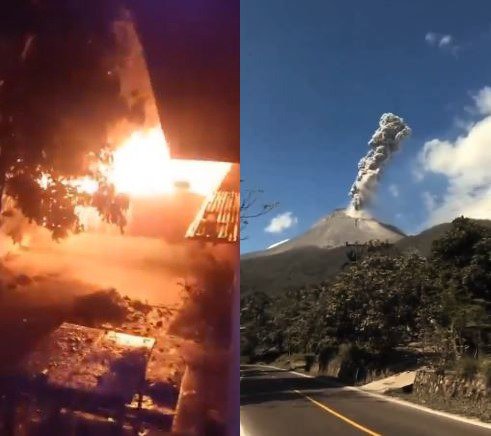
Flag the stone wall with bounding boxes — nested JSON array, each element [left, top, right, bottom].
[[312, 357, 357, 381], [413, 369, 490, 418]]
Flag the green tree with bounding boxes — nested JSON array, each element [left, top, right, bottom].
[[426, 217, 491, 360], [240, 291, 276, 357], [318, 254, 428, 354], [240, 216, 491, 368], [1, 1, 131, 239]]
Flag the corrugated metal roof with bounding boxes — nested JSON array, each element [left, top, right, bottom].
[[185, 190, 240, 243], [185, 163, 239, 243]]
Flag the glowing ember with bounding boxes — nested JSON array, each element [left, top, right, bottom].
[[38, 173, 98, 194], [71, 177, 99, 195], [108, 127, 231, 198], [38, 173, 51, 190]]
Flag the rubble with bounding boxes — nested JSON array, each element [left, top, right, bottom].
[[0, 270, 186, 432]]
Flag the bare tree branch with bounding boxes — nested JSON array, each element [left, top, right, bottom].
[[240, 180, 278, 239]]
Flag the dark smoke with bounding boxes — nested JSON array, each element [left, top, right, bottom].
[[349, 113, 411, 213]]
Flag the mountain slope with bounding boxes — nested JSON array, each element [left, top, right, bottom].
[[241, 218, 491, 296], [246, 209, 405, 258], [241, 245, 351, 295]]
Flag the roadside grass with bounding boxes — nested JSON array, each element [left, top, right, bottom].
[[388, 389, 491, 423]]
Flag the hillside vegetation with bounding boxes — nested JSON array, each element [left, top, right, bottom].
[[241, 217, 491, 381]]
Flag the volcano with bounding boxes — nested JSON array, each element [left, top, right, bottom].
[[246, 209, 406, 258]]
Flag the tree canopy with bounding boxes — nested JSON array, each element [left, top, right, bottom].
[[241, 217, 491, 367], [0, 1, 132, 239]]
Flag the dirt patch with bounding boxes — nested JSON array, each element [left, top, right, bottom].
[[0, 264, 185, 389]]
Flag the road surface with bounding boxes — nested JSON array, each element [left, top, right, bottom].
[[240, 365, 490, 436]]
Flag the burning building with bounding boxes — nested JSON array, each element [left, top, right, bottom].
[[0, 1, 239, 434]]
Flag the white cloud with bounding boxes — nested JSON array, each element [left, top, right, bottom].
[[453, 116, 475, 131], [422, 191, 436, 212], [418, 86, 491, 225], [473, 86, 491, 115], [425, 32, 458, 54], [438, 34, 453, 47], [388, 184, 399, 198], [412, 164, 425, 182], [425, 32, 438, 45], [265, 212, 298, 234]]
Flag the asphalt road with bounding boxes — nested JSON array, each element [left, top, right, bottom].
[[240, 365, 491, 436]]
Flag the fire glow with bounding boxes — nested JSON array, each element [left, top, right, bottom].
[[39, 126, 231, 199], [108, 127, 231, 198]]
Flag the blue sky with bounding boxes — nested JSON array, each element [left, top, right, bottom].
[[241, 0, 491, 253]]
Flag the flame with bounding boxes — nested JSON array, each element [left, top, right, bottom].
[[38, 173, 98, 195], [38, 173, 50, 190], [11, 14, 232, 239], [37, 126, 230, 199], [32, 125, 231, 235], [108, 127, 231, 198], [71, 177, 99, 195]]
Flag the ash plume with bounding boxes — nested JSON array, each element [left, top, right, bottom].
[[348, 113, 411, 213]]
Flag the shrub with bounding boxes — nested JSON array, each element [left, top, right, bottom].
[[337, 343, 355, 362], [480, 360, 491, 387], [455, 357, 479, 380], [72, 288, 129, 326], [318, 344, 337, 372]]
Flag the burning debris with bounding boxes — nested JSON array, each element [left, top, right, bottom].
[[348, 113, 411, 213]]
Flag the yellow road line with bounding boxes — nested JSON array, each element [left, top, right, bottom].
[[293, 390, 382, 436]]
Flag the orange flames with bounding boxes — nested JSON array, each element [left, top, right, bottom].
[[35, 13, 231, 214], [39, 126, 231, 199], [33, 125, 231, 235], [108, 127, 231, 198]]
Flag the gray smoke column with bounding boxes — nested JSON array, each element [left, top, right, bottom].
[[348, 113, 411, 212]]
